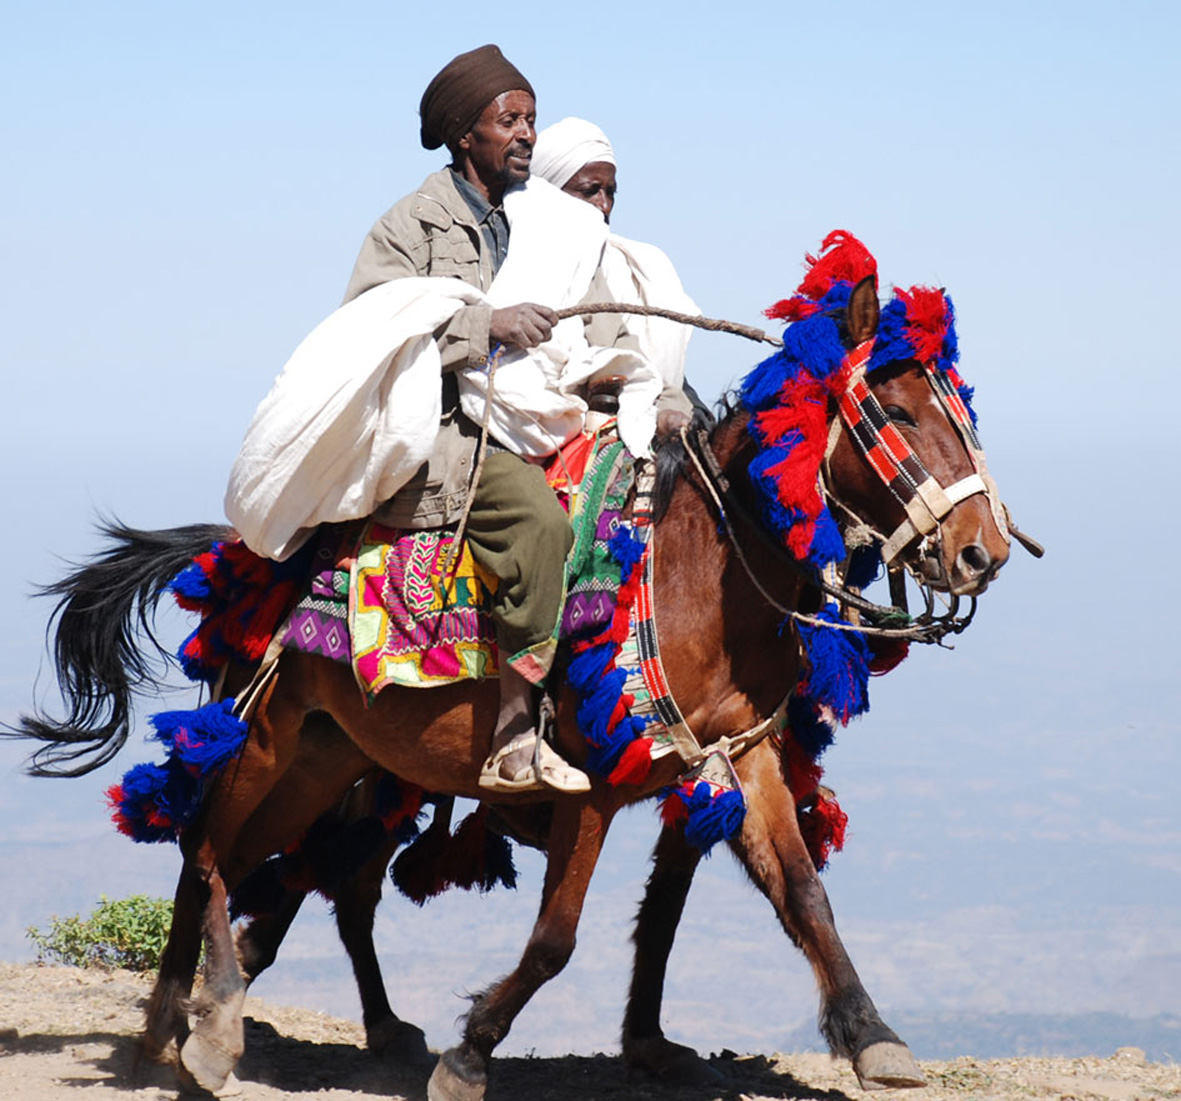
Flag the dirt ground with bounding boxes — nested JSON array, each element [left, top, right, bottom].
[[1, 962, 1178, 1101]]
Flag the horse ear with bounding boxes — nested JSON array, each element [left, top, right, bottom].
[[846, 275, 879, 345]]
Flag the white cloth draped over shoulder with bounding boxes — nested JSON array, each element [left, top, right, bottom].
[[224, 176, 660, 561], [600, 233, 698, 396], [531, 116, 698, 399]]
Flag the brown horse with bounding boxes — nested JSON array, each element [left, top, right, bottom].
[[11, 276, 1012, 1099]]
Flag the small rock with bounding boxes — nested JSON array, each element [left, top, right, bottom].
[[1113, 1046, 1146, 1066]]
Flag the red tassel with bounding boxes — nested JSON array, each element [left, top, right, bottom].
[[608, 737, 653, 786], [442, 808, 491, 891], [869, 638, 910, 675], [896, 285, 949, 363], [660, 789, 689, 827], [783, 738, 823, 802], [765, 230, 877, 321], [798, 792, 848, 870]]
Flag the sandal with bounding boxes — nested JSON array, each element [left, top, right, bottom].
[[478, 733, 591, 795]]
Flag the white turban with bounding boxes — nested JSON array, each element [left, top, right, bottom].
[[531, 117, 616, 189]]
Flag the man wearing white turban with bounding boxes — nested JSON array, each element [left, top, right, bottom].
[[531, 117, 704, 436]]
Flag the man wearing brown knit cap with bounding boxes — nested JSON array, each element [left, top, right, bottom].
[[342, 45, 589, 796]]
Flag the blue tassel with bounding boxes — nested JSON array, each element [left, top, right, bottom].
[[149, 699, 248, 775], [797, 604, 870, 722], [112, 759, 202, 843], [683, 784, 747, 853], [607, 526, 646, 581], [868, 298, 913, 372], [780, 314, 846, 384], [168, 554, 219, 604], [845, 544, 883, 590], [941, 294, 960, 365], [787, 690, 836, 760], [739, 350, 795, 412], [806, 510, 848, 570]]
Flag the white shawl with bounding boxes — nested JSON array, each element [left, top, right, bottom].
[[225, 176, 660, 560]]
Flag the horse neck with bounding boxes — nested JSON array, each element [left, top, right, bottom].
[[649, 413, 808, 739]]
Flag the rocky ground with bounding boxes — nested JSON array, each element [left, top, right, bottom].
[[1, 962, 1178, 1100]]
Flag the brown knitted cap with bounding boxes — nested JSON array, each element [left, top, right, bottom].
[[419, 44, 535, 151]]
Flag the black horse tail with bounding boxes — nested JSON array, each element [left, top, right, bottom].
[[7, 520, 232, 778]]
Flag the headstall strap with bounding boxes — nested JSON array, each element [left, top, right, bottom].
[[834, 345, 1007, 564]]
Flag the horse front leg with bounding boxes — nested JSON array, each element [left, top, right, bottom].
[[620, 822, 720, 1084], [733, 744, 925, 1089], [427, 795, 616, 1101]]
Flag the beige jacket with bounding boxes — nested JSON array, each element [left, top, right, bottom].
[[343, 169, 690, 527]]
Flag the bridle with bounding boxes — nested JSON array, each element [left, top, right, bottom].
[[825, 339, 1010, 569], [679, 339, 1015, 646]]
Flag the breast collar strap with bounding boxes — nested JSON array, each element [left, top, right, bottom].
[[632, 484, 788, 771], [825, 343, 1009, 565]]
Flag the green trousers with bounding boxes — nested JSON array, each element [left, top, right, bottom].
[[464, 451, 573, 681]]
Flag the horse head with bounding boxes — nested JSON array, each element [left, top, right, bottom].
[[738, 231, 1011, 611], [823, 276, 1011, 596]]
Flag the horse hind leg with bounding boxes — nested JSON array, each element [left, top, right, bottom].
[[428, 797, 615, 1101], [174, 839, 247, 1094], [334, 831, 432, 1066], [621, 822, 720, 1086], [142, 847, 209, 1065], [178, 656, 319, 1092]]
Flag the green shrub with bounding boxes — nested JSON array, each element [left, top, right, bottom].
[[27, 894, 173, 972]]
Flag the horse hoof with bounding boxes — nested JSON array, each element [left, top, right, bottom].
[[367, 1017, 433, 1067], [179, 1031, 240, 1094], [624, 1036, 724, 1086], [427, 1047, 487, 1101], [854, 1041, 926, 1089]]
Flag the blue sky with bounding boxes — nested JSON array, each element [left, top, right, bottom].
[[2, 0, 1179, 1060]]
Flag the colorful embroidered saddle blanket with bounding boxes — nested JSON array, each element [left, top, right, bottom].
[[278, 432, 640, 698]]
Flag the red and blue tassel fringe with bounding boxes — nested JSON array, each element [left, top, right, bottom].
[[109, 539, 307, 844], [106, 699, 248, 843], [659, 778, 747, 854], [171, 539, 310, 683], [565, 526, 655, 786]]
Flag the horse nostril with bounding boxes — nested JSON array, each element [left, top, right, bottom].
[[958, 543, 991, 577]]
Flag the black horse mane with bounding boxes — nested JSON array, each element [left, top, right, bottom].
[[651, 397, 733, 523]]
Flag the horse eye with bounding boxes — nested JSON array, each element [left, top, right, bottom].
[[884, 405, 917, 428]]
